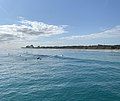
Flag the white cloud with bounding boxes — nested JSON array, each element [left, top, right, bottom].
[[0, 18, 67, 42], [62, 26, 120, 40]]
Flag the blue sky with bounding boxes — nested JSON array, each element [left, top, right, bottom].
[[0, 0, 120, 48]]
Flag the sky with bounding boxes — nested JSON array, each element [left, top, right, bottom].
[[0, 0, 120, 48]]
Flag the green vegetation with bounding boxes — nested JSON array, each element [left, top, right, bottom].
[[22, 44, 120, 49]]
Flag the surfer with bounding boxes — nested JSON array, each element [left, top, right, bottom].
[[37, 57, 42, 60]]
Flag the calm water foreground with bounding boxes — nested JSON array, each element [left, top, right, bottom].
[[0, 49, 120, 101]]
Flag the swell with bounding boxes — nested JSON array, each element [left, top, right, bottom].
[[6, 53, 120, 66]]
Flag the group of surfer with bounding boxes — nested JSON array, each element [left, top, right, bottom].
[[8, 53, 64, 61], [8, 53, 42, 61]]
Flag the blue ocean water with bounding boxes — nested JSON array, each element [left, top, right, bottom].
[[0, 49, 120, 101]]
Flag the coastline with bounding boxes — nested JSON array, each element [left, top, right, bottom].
[[22, 45, 120, 50]]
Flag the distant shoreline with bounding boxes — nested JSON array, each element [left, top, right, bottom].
[[22, 45, 120, 50]]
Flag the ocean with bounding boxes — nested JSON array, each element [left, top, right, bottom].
[[0, 49, 120, 101]]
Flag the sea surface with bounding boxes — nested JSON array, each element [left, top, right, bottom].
[[0, 49, 120, 101]]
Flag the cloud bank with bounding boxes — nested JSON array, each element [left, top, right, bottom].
[[62, 26, 120, 41], [0, 17, 120, 46], [0, 18, 66, 42]]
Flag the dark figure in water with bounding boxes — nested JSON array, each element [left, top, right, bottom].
[[37, 57, 41, 60]]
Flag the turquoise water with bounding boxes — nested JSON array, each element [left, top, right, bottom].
[[0, 49, 120, 101]]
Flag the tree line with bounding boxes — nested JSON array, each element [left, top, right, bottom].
[[23, 44, 120, 49]]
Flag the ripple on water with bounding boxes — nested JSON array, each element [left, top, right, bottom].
[[0, 49, 120, 101]]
